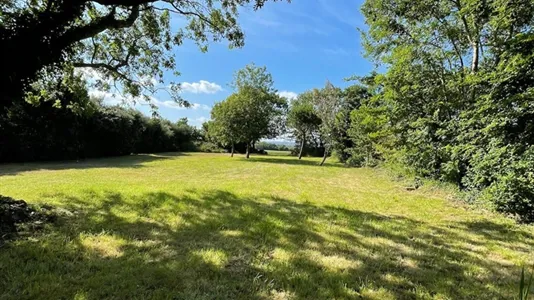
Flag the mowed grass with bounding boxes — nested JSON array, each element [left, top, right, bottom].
[[1, 153, 533, 299]]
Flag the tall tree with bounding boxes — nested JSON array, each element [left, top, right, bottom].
[[0, 0, 288, 110], [312, 82, 342, 166], [287, 92, 321, 160], [332, 82, 370, 163]]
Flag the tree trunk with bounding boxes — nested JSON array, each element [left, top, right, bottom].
[[230, 143, 234, 157], [320, 147, 328, 166], [298, 134, 306, 160], [471, 41, 479, 74], [245, 142, 250, 159]]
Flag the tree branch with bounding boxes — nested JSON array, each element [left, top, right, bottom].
[[72, 62, 131, 82], [90, 0, 158, 5], [62, 5, 140, 45]]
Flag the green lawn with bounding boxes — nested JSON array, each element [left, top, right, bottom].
[[1, 153, 533, 299]]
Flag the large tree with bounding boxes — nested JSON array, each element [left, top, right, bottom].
[[0, 0, 288, 110]]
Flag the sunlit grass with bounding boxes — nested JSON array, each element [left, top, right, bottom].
[[1, 152, 533, 299]]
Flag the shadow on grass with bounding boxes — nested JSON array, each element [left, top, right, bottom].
[[1, 189, 532, 299], [0, 152, 187, 177], [244, 156, 341, 168]]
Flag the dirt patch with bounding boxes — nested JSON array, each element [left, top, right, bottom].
[[0, 195, 56, 246]]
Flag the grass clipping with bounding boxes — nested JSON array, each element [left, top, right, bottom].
[[0, 195, 55, 246]]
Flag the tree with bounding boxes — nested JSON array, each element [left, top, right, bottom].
[[0, 0, 288, 110], [312, 82, 342, 166], [231, 63, 276, 93], [358, 0, 534, 221], [332, 82, 370, 163], [230, 64, 287, 158], [210, 64, 286, 158], [233, 86, 286, 158], [209, 100, 241, 157], [287, 92, 321, 159]]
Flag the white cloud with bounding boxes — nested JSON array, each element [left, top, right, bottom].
[[89, 89, 211, 111], [154, 100, 211, 110], [88, 90, 124, 105], [187, 117, 210, 128], [277, 91, 298, 101], [181, 80, 223, 94], [140, 75, 158, 86]]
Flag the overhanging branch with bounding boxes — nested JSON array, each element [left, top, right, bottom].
[[73, 62, 131, 82], [62, 5, 140, 45]]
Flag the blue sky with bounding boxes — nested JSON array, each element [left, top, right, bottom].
[[95, 0, 373, 128]]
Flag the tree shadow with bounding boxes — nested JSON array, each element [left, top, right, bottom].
[[244, 156, 342, 168], [0, 153, 188, 177], [1, 189, 532, 299]]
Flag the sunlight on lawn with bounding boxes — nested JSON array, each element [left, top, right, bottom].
[[1, 153, 533, 299]]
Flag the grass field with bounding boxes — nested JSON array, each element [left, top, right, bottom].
[[1, 152, 533, 299]]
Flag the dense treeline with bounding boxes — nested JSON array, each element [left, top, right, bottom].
[[0, 77, 200, 163], [330, 0, 534, 222]]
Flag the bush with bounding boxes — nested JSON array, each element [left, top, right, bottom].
[[0, 99, 200, 163], [196, 142, 226, 153]]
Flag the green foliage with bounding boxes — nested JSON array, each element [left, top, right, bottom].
[[0, 84, 200, 163], [0, 0, 288, 109], [332, 83, 370, 164], [209, 64, 286, 156], [306, 82, 342, 165], [196, 141, 226, 153], [353, 0, 534, 222], [287, 92, 322, 158], [231, 62, 276, 93], [256, 142, 290, 151]]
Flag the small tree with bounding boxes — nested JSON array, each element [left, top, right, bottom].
[[287, 92, 321, 159], [313, 82, 342, 166]]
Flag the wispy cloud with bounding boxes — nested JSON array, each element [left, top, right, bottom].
[[242, 8, 331, 37], [318, 0, 364, 29], [323, 47, 350, 56], [154, 100, 211, 110], [181, 80, 223, 94]]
